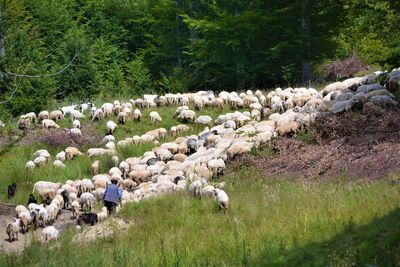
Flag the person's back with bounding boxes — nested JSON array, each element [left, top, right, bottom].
[[103, 180, 122, 215], [104, 183, 120, 203]]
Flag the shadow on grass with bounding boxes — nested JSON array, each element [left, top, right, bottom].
[[253, 208, 400, 266]]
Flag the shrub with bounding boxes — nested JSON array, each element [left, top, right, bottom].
[[323, 53, 368, 81]]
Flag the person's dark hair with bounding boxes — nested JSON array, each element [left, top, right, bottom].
[[111, 180, 118, 184]]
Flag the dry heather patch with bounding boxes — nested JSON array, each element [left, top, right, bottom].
[[231, 109, 400, 181]]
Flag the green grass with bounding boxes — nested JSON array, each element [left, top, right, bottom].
[[2, 164, 400, 266]]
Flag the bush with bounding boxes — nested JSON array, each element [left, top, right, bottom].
[[323, 53, 368, 81]]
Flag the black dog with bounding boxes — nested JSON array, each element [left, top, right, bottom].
[[77, 213, 98, 227], [27, 194, 37, 206], [7, 182, 16, 199]]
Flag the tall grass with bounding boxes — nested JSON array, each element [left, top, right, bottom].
[[2, 165, 400, 266]]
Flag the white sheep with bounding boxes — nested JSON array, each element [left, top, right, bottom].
[[133, 108, 142, 122], [92, 174, 111, 189], [150, 111, 162, 124], [15, 205, 28, 217], [33, 156, 47, 167], [97, 207, 108, 221], [70, 110, 84, 121], [214, 189, 229, 212], [46, 203, 58, 224], [38, 111, 49, 122], [42, 119, 60, 129], [106, 120, 118, 135], [18, 210, 32, 233], [201, 185, 216, 199], [227, 141, 253, 159], [91, 160, 100, 175], [55, 151, 66, 162], [32, 181, 61, 199], [72, 120, 81, 129], [64, 146, 83, 160], [105, 141, 116, 150], [188, 180, 202, 198], [87, 148, 116, 157], [195, 115, 213, 126], [92, 188, 106, 202], [103, 135, 115, 143], [6, 219, 20, 242], [208, 158, 226, 177], [37, 206, 48, 227], [41, 226, 59, 243], [109, 167, 123, 177], [53, 160, 66, 168], [33, 149, 51, 161], [25, 161, 36, 171], [92, 109, 104, 122], [79, 192, 96, 211], [71, 200, 80, 219], [174, 106, 189, 117], [194, 96, 205, 110], [177, 110, 196, 123]]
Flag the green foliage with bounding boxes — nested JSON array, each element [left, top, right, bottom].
[[338, 0, 400, 69], [0, 0, 399, 114], [125, 56, 153, 96], [158, 67, 189, 94], [281, 64, 299, 86]]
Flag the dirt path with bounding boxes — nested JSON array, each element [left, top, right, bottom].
[[0, 203, 76, 254]]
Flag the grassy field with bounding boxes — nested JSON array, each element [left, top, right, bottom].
[[0, 104, 243, 204], [1, 96, 400, 266], [1, 162, 400, 266]]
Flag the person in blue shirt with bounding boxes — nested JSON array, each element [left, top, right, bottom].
[[103, 178, 122, 215]]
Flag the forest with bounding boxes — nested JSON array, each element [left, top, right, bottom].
[[0, 0, 399, 117]]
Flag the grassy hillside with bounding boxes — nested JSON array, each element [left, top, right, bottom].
[[2, 161, 400, 266], [0, 104, 244, 204]]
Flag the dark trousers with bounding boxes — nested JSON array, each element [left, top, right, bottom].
[[104, 200, 117, 215]]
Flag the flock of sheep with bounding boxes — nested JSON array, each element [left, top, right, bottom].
[[4, 67, 400, 244]]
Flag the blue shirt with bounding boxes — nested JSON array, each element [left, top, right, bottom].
[[103, 184, 122, 204]]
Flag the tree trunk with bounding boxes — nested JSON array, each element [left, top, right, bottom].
[[0, 30, 4, 59], [235, 0, 245, 89], [0, 18, 5, 80], [189, 0, 198, 40], [0, 8, 4, 60], [176, 0, 183, 67], [301, 0, 312, 84]]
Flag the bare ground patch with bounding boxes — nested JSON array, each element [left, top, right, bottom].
[[0, 203, 76, 254]]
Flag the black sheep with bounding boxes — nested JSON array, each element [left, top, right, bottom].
[[7, 182, 16, 199], [77, 213, 98, 227], [173, 175, 185, 184], [146, 157, 159, 166], [27, 194, 37, 206]]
